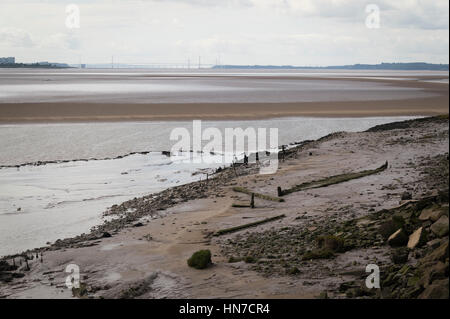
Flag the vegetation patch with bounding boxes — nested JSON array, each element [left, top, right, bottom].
[[72, 283, 89, 298], [187, 250, 212, 269]]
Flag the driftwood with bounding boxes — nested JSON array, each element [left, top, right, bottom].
[[232, 187, 285, 202], [278, 161, 388, 196], [214, 215, 286, 236]]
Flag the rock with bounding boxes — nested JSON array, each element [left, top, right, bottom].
[[418, 279, 449, 299], [426, 238, 442, 249], [102, 232, 112, 238], [426, 261, 448, 284], [391, 247, 409, 264], [421, 241, 449, 264], [407, 227, 425, 249], [379, 217, 405, 240], [419, 206, 444, 222], [0, 261, 17, 272], [387, 229, 408, 247], [401, 192, 412, 200], [133, 222, 144, 227], [430, 216, 449, 238]]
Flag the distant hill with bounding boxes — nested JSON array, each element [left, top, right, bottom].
[[213, 62, 449, 71]]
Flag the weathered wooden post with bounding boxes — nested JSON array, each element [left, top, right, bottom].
[[277, 186, 283, 197], [24, 256, 30, 271]]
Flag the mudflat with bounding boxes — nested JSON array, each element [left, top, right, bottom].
[[0, 73, 448, 123]]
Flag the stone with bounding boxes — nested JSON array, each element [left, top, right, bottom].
[[391, 247, 409, 264], [387, 229, 408, 247], [428, 261, 448, 283], [421, 241, 449, 264], [401, 192, 412, 200], [426, 238, 442, 249], [430, 216, 449, 238], [419, 207, 444, 222], [418, 279, 449, 299], [407, 227, 425, 249]]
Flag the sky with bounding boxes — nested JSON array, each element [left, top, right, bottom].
[[0, 0, 449, 66]]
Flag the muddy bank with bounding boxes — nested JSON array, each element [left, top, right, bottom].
[[0, 115, 448, 299]]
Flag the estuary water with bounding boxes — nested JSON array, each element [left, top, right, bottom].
[[0, 116, 418, 256]]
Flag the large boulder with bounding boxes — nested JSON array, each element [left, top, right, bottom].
[[388, 229, 408, 247], [430, 216, 449, 238], [407, 227, 426, 249]]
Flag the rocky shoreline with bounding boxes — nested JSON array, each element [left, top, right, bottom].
[[0, 115, 448, 299]]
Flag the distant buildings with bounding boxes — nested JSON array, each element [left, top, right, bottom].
[[0, 57, 70, 68], [37, 61, 69, 68], [0, 57, 15, 64]]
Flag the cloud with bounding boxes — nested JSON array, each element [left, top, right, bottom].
[[0, 28, 34, 48], [0, 0, 448, 64], [149, 0, 254, 7], [39, 32, 81, 50], [381, 0, 449, 30], [248, 0, 449, 30]]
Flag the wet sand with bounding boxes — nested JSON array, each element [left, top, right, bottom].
[[0, 75, 448, 123], [0, 97, 447, 123]]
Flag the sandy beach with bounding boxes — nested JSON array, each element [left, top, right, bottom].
[[0, 74, 448, 123], [1, 116, 448, 299]]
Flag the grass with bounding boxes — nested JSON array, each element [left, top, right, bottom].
[[214, 214, 286, 236], [279, 161, 388, 196], [232, 186, 285, 202]]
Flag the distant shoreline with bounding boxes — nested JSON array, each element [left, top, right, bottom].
[[213, 62, 449, 71]]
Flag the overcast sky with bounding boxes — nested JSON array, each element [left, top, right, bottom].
[[0, 0, 448, 65]]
